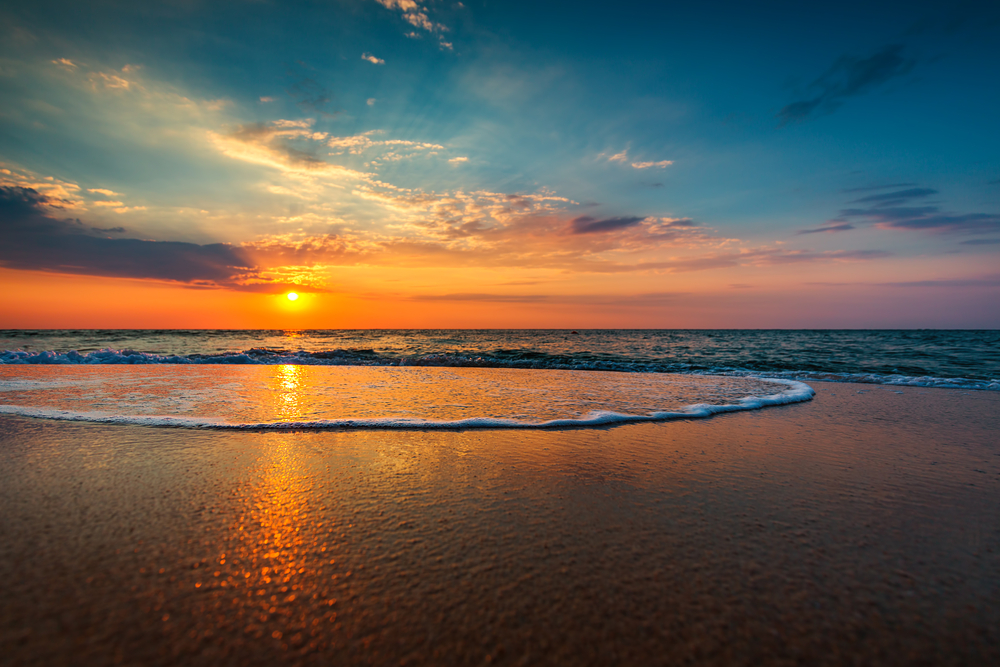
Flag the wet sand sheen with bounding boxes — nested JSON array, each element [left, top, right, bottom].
[[1, 383, 999, 665]]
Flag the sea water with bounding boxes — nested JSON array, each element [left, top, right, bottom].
[[0, 329, 996, 428]]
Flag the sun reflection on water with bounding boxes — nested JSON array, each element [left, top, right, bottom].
[[275, 364, 304, 421]]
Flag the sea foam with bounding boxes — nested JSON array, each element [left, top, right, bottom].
[[0, 366, 813, 430]]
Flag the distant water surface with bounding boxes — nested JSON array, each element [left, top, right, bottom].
[[1, 329, 997, 390]]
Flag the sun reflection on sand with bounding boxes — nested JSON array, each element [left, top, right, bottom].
[[219, 433, 342, 650]]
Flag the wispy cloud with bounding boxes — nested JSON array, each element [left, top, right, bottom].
[[286, 67, 338, 117], [361, 53, 385, 65], [842, 182, 917, 193], [809, 275, 1000, 288], [778, 44, 916, 125], [600, 149, 673, 170], [210, 120, 371, 181], [850, 187, 937, 205], [805, 185, 1000, 236], [797, 223, 855, 235], [570, 216, 645, 234], [630, 160, 673, 169]]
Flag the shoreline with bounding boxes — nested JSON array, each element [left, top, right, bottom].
[[2, 382, 999, 665]]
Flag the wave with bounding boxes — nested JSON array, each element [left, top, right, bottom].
[[0, 379, 814, 430], [2, 347, 996, 391]]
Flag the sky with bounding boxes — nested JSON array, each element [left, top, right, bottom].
[[0, 0, 998, 329]]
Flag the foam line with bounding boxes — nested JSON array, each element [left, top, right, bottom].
[[0, 379, 814, 430]]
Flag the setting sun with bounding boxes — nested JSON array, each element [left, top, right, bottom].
[[287, 292, 299, 301]]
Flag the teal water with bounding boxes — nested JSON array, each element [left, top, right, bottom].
[[2, 329, 997, 389]]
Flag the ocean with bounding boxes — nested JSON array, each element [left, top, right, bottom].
[[4, 330, 1000, 664], [1, 329, 997, 429]]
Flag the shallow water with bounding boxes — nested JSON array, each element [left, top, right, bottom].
[[0, 366, 810, 429]]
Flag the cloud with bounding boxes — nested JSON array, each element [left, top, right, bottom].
[[850, 187, 937, 205], [51, 58, 78, 70], [286, 68, 337, 117], [778, 44, 916, 124], [448, 156, 468, 164], [374, 0, 450, 48], [367, 98, 376, 106], [797, 223, 855, 235], [631, 160, 673, 169], [571, 215, 645, 234], [327, 130, 445, 166], [836, 206, 1000, 234], [259, 96, 277, 103], [210, 120, 371, 180], [361, 53, 385, 65], [841, 182, 917, 193], [809, 275, 1000, 288], [600, 149, 672, 169], [408, 292, 690, 307], [960, 239, 1000, 245], [821, 185, 1000, 235], [87, 188, 121, 197], [0, 186, 271, 289]]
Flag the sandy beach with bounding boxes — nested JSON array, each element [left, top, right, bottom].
[[1, 382, 999, 666]]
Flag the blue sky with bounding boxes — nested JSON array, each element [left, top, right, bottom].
[[1, 0, 998, 327]]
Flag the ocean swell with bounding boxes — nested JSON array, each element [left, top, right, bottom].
[[1, 347, 996, 391]]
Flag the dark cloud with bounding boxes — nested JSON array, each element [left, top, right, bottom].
[[778, 44, 916, 125], [821, 185, 1000, 235], [92, 226, 126, 233], [570, 215, 645, 234], [838, 205, 1000, 233], [841, 183, 917, 193], [960, 239, 1000, 245], [286, 64, 338, 117], [797, 223, 855, 235], [851, 187, 937, 205], [750, 249, 890, 265], [0, 186, 274, 289]]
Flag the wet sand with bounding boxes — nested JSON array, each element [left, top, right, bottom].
[[1, 382, 999, 666]]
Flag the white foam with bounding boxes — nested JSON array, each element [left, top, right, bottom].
[[718, 370, 999, 392], [0, 378, 814, 430]]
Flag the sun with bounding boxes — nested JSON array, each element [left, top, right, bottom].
[[286, 292, 299, 301]]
